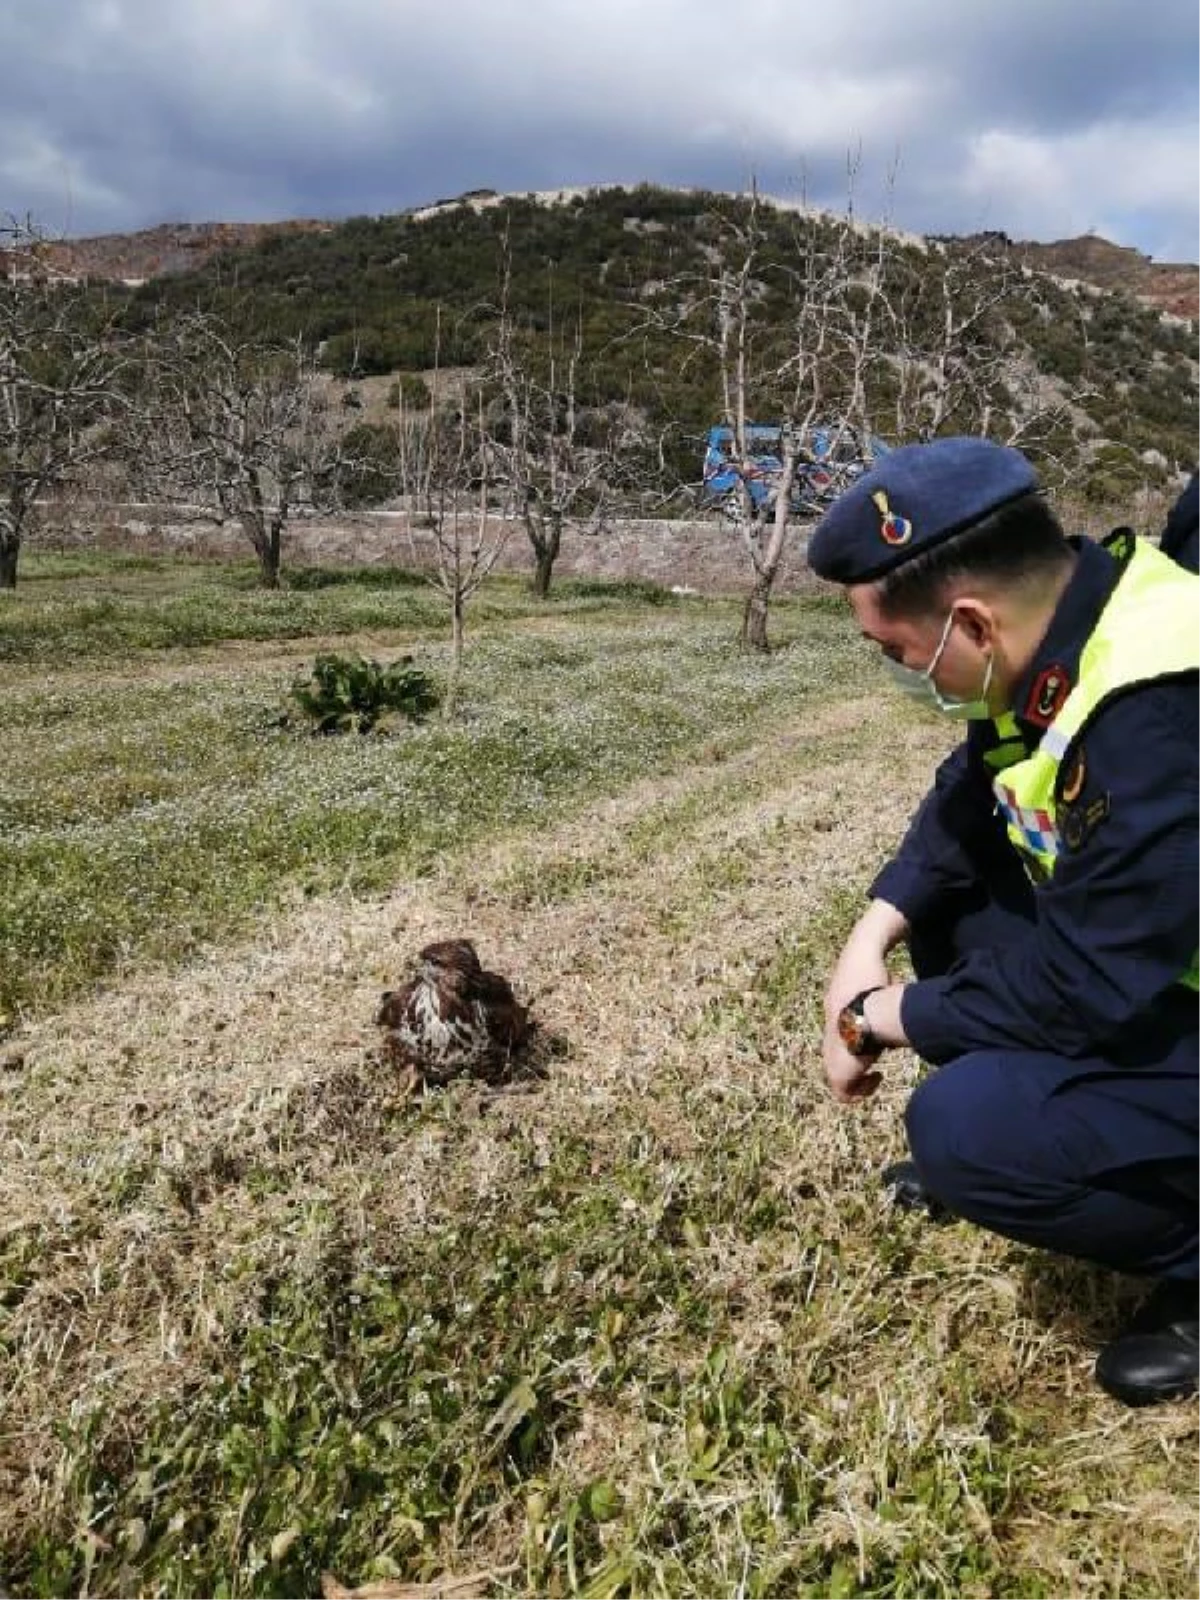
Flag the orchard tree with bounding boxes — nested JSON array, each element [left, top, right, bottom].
[[486, 239, 639, 598], [396, 332, 514, 714], [140, 307, 333, 588], [641, 182, 890, 649], [882, 239, 1089, 454], [0, 216, 131, 589]]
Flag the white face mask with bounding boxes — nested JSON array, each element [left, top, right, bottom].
[[882, 608, 995, 721]]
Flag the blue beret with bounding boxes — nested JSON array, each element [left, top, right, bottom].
[[807, 437, 1039, 584]]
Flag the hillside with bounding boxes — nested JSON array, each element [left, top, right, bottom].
[[31, 185, 1200, 503], [41, 217, 336, 284], [952, 229, 1198, 321], [47, 188, 1200, 320]]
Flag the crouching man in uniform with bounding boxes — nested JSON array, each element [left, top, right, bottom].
[[807, 436, 1198, 1408]]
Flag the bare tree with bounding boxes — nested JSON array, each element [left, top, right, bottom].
[[397, 338, 513, 714], [643, 183, 890, 649], [0, 216, 131, 589], [140, 307, 332, 588], [486, 241, 637, 597], [883, 241, 1089, 453]]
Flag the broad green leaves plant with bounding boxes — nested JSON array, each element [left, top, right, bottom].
[[290, 651, 439, 734]]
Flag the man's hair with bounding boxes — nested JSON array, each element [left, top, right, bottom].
[[873, 490, 1072, 619]]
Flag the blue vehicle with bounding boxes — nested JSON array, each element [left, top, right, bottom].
[[701, 421, 889, 521]]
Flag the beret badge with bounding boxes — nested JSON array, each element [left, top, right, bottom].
[[872, 490, 912, 548]]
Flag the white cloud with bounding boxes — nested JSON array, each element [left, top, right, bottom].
[[962, 119, 1200, 257]]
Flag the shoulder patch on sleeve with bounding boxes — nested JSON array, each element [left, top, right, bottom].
[[1061, 792, 1111, 852], [1060, 745, 1086, 804]]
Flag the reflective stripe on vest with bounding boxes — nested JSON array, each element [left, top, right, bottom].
[[991, 537, 1199, 989]]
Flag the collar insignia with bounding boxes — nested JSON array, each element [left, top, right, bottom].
[[1024, 663, 1072, 728], [872, 489, 912, 547]]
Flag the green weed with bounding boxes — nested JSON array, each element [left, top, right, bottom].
[[289, 652, 440, 734]]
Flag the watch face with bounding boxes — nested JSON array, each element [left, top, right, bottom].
[[837, 1006, 865, 1053]]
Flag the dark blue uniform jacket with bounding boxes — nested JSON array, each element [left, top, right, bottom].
[[1160, 473, 1199, 573], [872, 538, 1198, 1097]]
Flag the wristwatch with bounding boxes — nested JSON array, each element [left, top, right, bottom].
[[837, 986, 886, 1057]]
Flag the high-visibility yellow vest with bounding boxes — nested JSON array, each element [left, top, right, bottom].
[[991, 537, 1199, 990]]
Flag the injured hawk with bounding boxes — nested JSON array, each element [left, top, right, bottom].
[[375, 938, 532, 1090]]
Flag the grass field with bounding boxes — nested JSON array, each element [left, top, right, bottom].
[[0, 551, 1195, 1599]]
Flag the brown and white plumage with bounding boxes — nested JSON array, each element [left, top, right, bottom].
[[375, 939, 531, 1089]]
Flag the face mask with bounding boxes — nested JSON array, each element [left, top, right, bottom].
[[882, 608, 995, 721]]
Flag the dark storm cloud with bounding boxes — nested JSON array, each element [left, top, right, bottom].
[[2, 1, 1195, 261]]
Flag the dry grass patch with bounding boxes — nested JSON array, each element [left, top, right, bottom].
[[2, 665, 1195, 1598]]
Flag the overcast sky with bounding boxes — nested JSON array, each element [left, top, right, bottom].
[[3, 0, 1197, 262]]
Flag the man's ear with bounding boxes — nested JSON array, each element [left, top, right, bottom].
[[950, 596, 997, 648]]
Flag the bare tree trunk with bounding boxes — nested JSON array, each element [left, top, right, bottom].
[[528, 514, 561, 598], [235, 490, 282, 587], [737, 476, 792, 653], [258, 541, 281, 589], [444, 587, 465, 717], [741, 568, 774, 652], [239, 475, 283, 588], [0, 509, 21, 590], [242, 519, 281, 588], [451, 588, 464, 674], [267, 511, 283, 588]]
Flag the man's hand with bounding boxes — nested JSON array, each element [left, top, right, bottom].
[[820, 899, 912, 1104], [822, 983, 912, 1102], [822, 1020, 883, 1103]]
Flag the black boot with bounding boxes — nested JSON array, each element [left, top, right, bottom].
[[1095, 1279, 1199, 1407], [881, 1159, 952, 1222]]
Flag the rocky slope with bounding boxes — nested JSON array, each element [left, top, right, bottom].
[[953, 230, 1198, 320], [40, 218, 334, 283]]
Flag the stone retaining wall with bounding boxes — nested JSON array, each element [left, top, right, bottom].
[[39, 506, 827, 596]]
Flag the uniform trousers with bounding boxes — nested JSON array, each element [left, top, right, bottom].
[[903, 875, 1198, 1281]]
